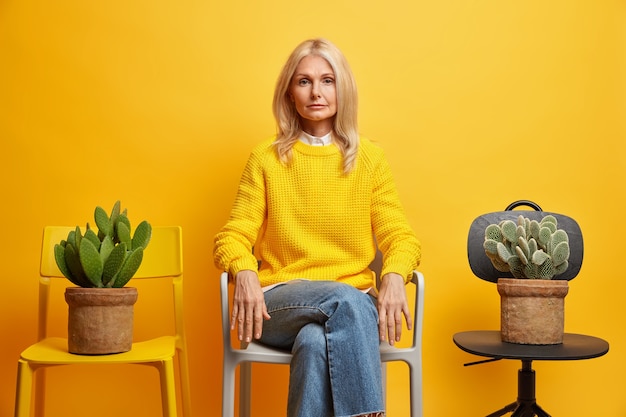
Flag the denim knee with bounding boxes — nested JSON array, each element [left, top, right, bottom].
[[325, 284, 378, 324], [292, 323, 327, 359]]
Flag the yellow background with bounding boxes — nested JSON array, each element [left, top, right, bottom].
[[1, 0, 624, 416]]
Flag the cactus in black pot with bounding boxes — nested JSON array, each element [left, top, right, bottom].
[[483, 214, 570, 279]]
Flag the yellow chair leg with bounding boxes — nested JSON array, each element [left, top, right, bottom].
[[159, 358, 178, 417], [15, 359, 33, 417], [178, 351, 192, 417]]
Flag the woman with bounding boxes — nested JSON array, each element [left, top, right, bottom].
[[214, 38, 421, 417]]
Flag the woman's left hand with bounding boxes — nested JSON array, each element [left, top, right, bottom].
[[377, 272, 412, 345]]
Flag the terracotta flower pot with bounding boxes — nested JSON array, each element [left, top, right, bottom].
[[65, 287, 138, 355], [497, 278, 569, 345]]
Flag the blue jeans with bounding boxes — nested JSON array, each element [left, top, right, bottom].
[[259, 280, 384, 417]]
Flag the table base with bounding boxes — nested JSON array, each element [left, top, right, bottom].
[[484, 360, 550, 417]]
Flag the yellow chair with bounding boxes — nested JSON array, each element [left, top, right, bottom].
[[14, 226, 191, 417], [220, 251, 425, 417]]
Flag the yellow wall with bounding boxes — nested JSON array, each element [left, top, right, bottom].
[[1, 1, 624, 415]]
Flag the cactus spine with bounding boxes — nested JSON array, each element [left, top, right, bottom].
[[54, 201, 152, 288], [483, 214, 570, 279]]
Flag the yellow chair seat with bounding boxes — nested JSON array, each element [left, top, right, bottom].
[[20, 336, 178, 364]]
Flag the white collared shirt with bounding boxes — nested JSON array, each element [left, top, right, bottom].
[[299, 131, 332, 146]]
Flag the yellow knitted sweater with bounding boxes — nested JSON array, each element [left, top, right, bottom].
[[213, 137, 421, 290]]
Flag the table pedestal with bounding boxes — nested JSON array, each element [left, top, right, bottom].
[[485, 360, 549, 417]]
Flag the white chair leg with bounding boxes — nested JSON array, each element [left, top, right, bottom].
[[222, 360, 236, 417], [381, 362, 387, 410], [409, 363, 423, 417], [239, 362, 252, 417]]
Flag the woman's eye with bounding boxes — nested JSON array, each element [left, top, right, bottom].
[[323, 78, 334, 84], [298, 79, 310, 86]]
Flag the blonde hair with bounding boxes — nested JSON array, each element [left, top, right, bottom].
[[272, 38, 359, 173]]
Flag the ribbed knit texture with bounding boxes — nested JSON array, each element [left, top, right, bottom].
[[214, 137, 421, 290]]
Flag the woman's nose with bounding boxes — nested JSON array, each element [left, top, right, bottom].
[[311, 83, 321, 98]]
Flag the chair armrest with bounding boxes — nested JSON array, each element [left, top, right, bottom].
[[221, 271, 252, 350], [410, 271, 425, 349]]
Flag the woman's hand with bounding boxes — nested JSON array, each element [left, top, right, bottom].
[[377, 272, 412, 345], [232, 270, 271, 343]]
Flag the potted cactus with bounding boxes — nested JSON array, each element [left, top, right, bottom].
[[483, 214, 570, 280], [54, 201, 152, 354], [483, 214, 571, 345]]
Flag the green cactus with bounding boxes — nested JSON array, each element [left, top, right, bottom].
[[483, 214, 570, 279], [54, 201, 152, 288]]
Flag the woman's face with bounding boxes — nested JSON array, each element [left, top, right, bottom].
[[289, 54, 337, 136]]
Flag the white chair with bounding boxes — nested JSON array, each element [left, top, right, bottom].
[[220, 256, 425, 417]]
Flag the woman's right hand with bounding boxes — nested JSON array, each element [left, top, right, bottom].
[[232, 270, 271, 342]]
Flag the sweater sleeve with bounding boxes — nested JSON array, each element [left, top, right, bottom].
[[213, 144, 269, 276], [368, 145, 421, 282]]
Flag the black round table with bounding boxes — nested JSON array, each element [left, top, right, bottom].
[[453, 331, 609, 417]]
